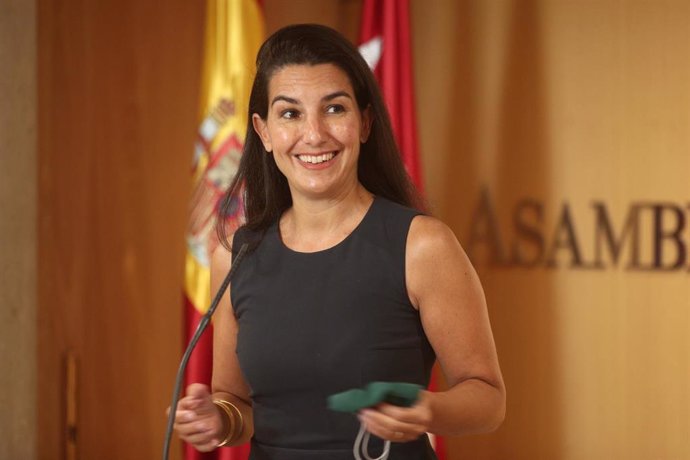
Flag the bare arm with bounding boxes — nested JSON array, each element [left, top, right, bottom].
[[170, 242, 254, 451], [359, 216, 505, 439], [408, 216, 505, 435], [210, 242, 254, 445]]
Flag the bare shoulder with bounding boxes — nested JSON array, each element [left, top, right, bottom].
[[406, 215, 478, 308], [407, 215, 467, 265]]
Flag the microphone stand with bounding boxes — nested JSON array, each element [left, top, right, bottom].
[[162, 243, 249, 460]]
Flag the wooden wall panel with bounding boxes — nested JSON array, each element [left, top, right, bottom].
[[414, 0, 690, 458], [0, 0, 37, 459], [37, 1, 205, 459], [263, 0, 362, 41], [414, 1, 563, 457]]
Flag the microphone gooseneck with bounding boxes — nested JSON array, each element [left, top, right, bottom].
[[162, 243, 249, 460]]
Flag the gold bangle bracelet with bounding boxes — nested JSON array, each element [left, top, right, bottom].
[[225, 400, 244, 443], [212, 399, 235, 447], [213, 399, 244, 447]]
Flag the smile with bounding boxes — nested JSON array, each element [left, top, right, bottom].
[[296, 152, 338, 164]]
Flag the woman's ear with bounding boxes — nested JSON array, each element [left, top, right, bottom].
[[252, 113, 272, 152], [360, 106, 373, 143]]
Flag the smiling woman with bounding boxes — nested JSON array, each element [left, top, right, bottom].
[[170, 24, 505, 460], [213, 24, 421, 248], [252, 64, 372, 202]]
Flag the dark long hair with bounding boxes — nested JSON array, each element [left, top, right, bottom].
[[217, 23, 422, 249]]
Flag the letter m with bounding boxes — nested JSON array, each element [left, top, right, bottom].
[[592, 202, 641, 269]]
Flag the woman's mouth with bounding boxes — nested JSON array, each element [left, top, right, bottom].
[[296, 151, 338, 165]]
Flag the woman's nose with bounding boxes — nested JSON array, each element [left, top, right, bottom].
[[302, 115, 326, 145]]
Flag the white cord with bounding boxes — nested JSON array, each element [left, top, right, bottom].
[[353, 423, 391, 460]]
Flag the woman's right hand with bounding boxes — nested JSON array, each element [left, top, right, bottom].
[[169, 383, 224, 452]]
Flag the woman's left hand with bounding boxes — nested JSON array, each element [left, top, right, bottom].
[[357, 390, 433, 442]]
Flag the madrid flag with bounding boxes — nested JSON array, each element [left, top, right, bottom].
[[359, 0, 424, 192], [183, 1, 263, 459]]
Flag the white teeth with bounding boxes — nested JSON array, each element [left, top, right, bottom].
[[298, 152, 335, 164]]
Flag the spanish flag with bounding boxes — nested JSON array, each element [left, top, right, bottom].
[[184, 1, 263, 459]]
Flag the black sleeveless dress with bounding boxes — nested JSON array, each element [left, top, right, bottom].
[[231, 197, 437, 460]]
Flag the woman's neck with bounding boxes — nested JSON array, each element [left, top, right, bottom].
[[279, 184, 374, 252]]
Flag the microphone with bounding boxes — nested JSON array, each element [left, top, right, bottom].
[[162, 243, 249, 460]]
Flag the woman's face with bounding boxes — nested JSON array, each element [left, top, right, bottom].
[[253, 64, 371, 200]]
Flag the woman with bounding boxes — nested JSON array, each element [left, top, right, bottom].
[[172, 24, 505, 459]]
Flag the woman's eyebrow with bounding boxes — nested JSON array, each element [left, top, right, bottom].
[[271, 95, 299, 107], [322, 91, 352, 102], [271, 91, 352, 107]]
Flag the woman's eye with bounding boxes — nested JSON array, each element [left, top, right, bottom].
[[326, 104, 345, 114], [280, 109, 299, 119]]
